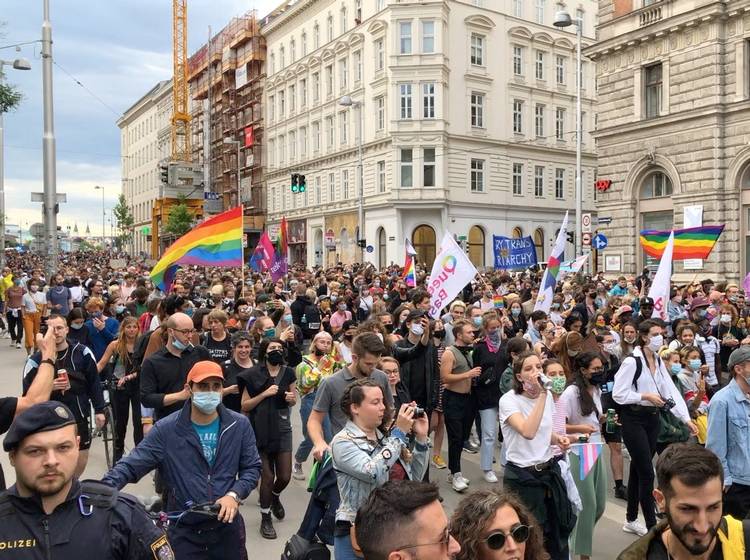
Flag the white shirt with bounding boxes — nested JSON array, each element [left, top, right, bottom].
[[558, 385, 603, 443], [499, 390, 555, 467], [612, 347, 691, 424]]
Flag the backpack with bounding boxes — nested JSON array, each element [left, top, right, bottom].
[[301, 303, 321, 338], [281, 534, 330, 560]]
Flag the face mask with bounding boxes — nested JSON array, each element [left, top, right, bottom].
[[383, 324, 394, 334], [697, 309, 708, 318], [338, 303, 347, 312], [550, 376, 567, 395], [30, 286, 38, 292], [331, 295, 338, 303], [473, 316, 483, 327], [344, 334, 353, 342], [589, 370, 606, 386], [173, 338, 188, 351], [283, 314, 293, 324], [313, 347, 325, 357], [522, 380, 541, 397], [567, 349, 580, 358], [595, 318, 606, 327], [70, 323, 84, 330], [433, 329, 446, 340], [624, 336, 636, 344], [488, 330, 501, 343], [689, 359, 702, 371], [511, 308, 521, 317], [648, 334, 664, 352], [603, 342, 617, 354], [729, 295, 738, 303], [115, 305, 126, 314], [670, 363, 682, 375], [263, 327, 276, 339], [552, 303, 561, 310], [721, 314, 732, 324], [410, 323, 425, 336], [192, 391, 222, 414], [185, 307, 194, 317], [267, 349, 285, 365]]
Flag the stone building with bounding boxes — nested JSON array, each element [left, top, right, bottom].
[[589, 0, 750, 281]]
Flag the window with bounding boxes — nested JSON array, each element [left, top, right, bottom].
[[534, 228, 545, 261], [535, 104, 544, 137], [280, 46, 285, 68], [512, 163, 523, 195], [355, 0, 362, 21], [376, 96, 386, 130], [326, 116, 334, 147], [378, 160, 386, 192], [300, 126, 307, 156], [400, 148, 413, 187], [279, 90, 286, 117], [423, 148, 436, 187], [412, 225, 437, 266], [300, 79, 307, 107], [375, 38, 385, 70], [640, 171, 673, 198], [535, 50, 545, 80], [270, 53, 276, 74], [289, 84, 296, 113], [377, 0, 385, 10], [534, 166, 545, 197], [269, 95, 275, 121], [289, 131, 296, 160], [340, 6, 348, 33], [342, 169, 349, 199], [353, 50, 362, 83], [644, 63, 663, 118], [556, 55, 565, 85], [513, 0, 523, 18], [313, 72, 320, 101], [468, 226, 485, 267], [513, 46, 523, 76], [328, 172, 335, 201], [278, 134, 285, 163], [314, 23, 320, 49], [400, 84, 413, 119], [378, 227, 386, 268], [339, 112, 348, 144], [400, 22, 412, 54], [313, 121, 321, 151], [422, 20, 435, 53], [555, 107, 565, 140], [423, 83, 435, 119], [315, 176, 321, 204], [327, 14, 334, 42], [555, 168, 564, 199], [339, 58, 348, 91], [471, 159, 485, 192], [301, 32, 307, 56], [290, 39, 296, 62], [268, 139, 275, 167], [325, 65, 333, 97], [513, 100, 523, 133], [535, 0, 545, 24], [470, 34, 485, 66], [576, 8, 584, 31], [471, 92, 485, 128]]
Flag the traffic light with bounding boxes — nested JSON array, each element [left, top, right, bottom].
[[298, 175, 306, 193], [159, 163, 169, 184], [566, 231, 575, 245], [291, 173, 299, 193]]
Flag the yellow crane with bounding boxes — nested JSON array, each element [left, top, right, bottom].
[[172, 0, 190, 162]]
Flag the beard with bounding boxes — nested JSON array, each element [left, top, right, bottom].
[[665, 508, 718, 556], [18, 469, 69, 498]]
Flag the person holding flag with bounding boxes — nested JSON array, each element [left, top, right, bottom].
[[403, 237, 417, 288], [535, 212, 569, 315]]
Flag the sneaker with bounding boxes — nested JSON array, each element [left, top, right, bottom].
[[431, 455, 447, 469], [614, 485, 628, 500], [292, 462, 305, 481], [463, 441, 479, 454], [15, 342, 20, 349], [623, 520, 648, 537], [270, 494, 285, 520], [483, 470, 498, 483], [260, 512, 277, 539], [451, 472, 468, 493]]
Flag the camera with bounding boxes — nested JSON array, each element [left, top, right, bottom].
[[661, 397, 676, 411], [412, 407, 426, 418]]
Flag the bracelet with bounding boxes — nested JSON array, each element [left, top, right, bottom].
[[40, 358, 55, 367]]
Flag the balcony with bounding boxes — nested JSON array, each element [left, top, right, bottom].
[[639, 3, 662, 27]]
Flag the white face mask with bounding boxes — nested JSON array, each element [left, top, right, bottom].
[[721, 314, 732, 324], [648, 334, 664, 352]]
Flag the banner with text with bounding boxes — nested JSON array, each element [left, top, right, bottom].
[[493, 235, 538, 270], [426, 232, 479, 319]]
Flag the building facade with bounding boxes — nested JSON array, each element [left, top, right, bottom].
[[117, 80, 173, 256], [261, 0, 598, 269], [589, 0, 750, 281]]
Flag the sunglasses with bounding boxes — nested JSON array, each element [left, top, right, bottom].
[[485, 524, 531, 550]]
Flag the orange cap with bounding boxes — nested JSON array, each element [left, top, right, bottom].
[[187, 360, 224, 384]]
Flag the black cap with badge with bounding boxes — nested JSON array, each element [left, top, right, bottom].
[[3, 401, 76, 452]]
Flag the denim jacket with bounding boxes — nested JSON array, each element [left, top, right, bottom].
[[331, 421, 429, 523]]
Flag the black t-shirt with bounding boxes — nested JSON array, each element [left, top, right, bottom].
[[222, 359, 253, 413], [203, 333, 232, 365]]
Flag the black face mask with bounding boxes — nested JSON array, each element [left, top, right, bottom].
[[383, 324, 394, 334], [343, 334, 353, 342], [267, 350, 285, 366], [589, 371, 606, 386], [312, 347, 325, 357], [433, 329, 446, 340]]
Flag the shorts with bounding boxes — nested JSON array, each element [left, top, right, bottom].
[[602, 424, 622, 444], [76, 418, 92, 450]]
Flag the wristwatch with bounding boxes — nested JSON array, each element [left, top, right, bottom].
[[226, 491, 241, 504]]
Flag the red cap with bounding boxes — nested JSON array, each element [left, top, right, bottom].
[[187, 361, 224, 384]]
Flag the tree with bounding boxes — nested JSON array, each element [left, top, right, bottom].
[[0, 25, 23, 114], [164, 195, 194, 238], [112, 193, 134, 251]]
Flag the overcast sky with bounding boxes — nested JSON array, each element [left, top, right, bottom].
[[2, 0, 278, 238]]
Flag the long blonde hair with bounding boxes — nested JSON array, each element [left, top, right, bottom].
[[116, 317, 139, 366]]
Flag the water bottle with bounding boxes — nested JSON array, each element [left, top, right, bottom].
[[537, 373, 553, 390], [606, 408, 616, 434]]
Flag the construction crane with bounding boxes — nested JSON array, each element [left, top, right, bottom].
[[172, 0, 191, 162]]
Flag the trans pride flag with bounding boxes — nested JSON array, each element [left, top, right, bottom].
[[534, 212, 569, 314], [249, 231, 275, 273], [574, 442, 604, 480]]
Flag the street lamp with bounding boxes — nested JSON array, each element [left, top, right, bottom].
[[0, 56, 32, 268], [94, 185, 105, 249], [554, 10, 583, 262], [223, 137, 241, 207], [339, 95, 364, 263]]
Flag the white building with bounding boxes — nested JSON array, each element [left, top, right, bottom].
[[262, 0, 597, 269], [117, 80, 173, 256]]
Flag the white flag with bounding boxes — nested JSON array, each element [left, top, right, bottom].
[[426, 232, 478, 319], [560, 254, 589, 273], [405, 238, 418, 256], [648, 231, 674, 322], [534, 212, 569, 314]]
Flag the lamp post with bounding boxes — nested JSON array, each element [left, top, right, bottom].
[[0, 57, 32, 268], [42, 0, 59, 277], [223, 138, 241, 207], [553, 10, 583, 261], [338, 95, 364, 263], [94, 185, 105, 249]]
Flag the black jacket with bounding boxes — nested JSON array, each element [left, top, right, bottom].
[[290, 295, 311, 328], [472, 340, 503, 410], [394, 339, 438, 411]]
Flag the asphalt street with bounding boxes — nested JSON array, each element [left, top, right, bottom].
[[0, 342, 639, 559]]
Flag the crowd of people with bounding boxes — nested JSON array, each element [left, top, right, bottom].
[[0, 249, 749, 558]]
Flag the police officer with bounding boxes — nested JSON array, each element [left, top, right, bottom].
[[0, 401, 174, 559]]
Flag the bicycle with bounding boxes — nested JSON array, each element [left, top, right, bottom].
[[89, 378, 117, 469], [144, 501, 221, 531]]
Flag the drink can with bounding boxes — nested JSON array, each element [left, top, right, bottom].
[[57, 368, 68, 384]]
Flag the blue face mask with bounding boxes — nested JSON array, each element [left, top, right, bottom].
[[473, 316, 482, 327], [670, 363, 682, 375], [192, 391, 222, 414], [689, 359, 702, 371], [511, 308, 521, 317], [115, 305, 126, 314], [173, 338, 188, 351], [185, 307, 195, 317], [283, 314, 293, 324]]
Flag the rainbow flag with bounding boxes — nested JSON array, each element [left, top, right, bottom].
[[269, 217, 289, 282], [150, 206, 243, 291], [640, 225, 724, 260], [403, 237, 417, 287], [493, 295, 505, 308], [577, 442, 604, 480]]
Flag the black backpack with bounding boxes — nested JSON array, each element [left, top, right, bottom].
[[301, 303, 321, 338], [281, 534, 329, 560]]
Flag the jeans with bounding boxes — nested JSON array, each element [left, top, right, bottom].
[[620, 407, 660, 528], [443, 391, 475, 474], [478, 407, 499, 472], [6, 310, 21, 343], [294, 391, 332, 464], [111, 384, 143, 462], [333, 533, 359, 560], [168, 517, 244, 560]]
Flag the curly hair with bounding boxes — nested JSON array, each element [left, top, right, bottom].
[[450, 489, 549, 560]]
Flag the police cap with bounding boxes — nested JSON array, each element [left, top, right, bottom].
[[4, 401, 76, 451]]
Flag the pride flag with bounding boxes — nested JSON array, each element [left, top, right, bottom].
[[249, 231, 275, 273], [150, 206, 243, 291], [493, 295, 505, 308], [269, 217, 289, 282], [639, 225, 724, 260], [403, 238, 417, 287], [534, 211, 569, 314], [576, 442, 604, 480]]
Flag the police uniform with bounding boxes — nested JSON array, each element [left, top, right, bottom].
[[0, 401, 174, 559]]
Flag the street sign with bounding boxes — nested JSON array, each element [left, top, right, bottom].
[[597, 216, 612, 225], [582, 232, 592, 246], [204, 191, 220, 200], [366, 245, 374, 254], [593, 233, 608, 251], [582, 213, 592, 234]]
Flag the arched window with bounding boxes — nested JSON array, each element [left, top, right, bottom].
[[533, 228, 545, 262], [640, 171, 673, 199], [378, 227, 387, 268], [412, 225, 436, 266], [512, 226, 523, 239], [340, 228, 350, 261], [468, 225, 485, 267]]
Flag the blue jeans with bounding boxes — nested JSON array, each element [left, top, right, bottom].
[[294, 391, 332, 464], [478, 407, 498, 472], [334, 534, 359, 560]]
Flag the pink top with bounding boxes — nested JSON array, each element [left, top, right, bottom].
[[551, 397, 567, 457], [330, 310, 352, 330]]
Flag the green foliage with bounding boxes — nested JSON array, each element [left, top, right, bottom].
[[164, 195, 194, 238], [112, 193, 134, 250]]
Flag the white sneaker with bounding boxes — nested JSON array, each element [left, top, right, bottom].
[[451, 472, 468, 493], [292, 462, 305, 481], [623, 520, 648, 537], [483, 470, 498, 483]]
